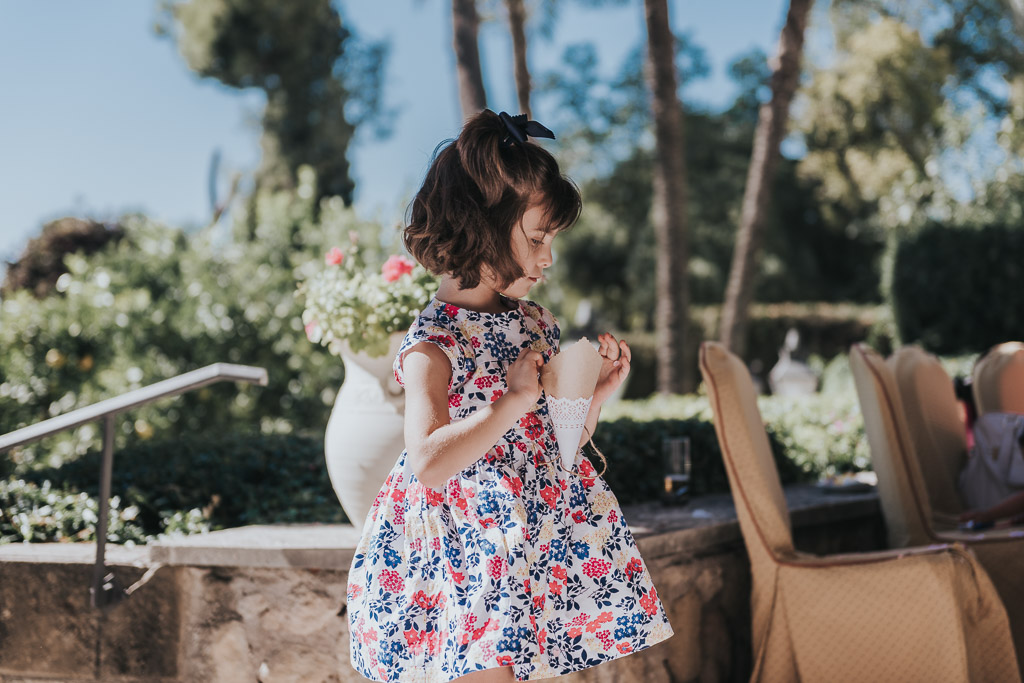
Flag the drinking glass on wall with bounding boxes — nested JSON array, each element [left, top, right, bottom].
[[662, 436, 691, 506]]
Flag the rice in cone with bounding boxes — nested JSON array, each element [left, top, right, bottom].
[[540, 338, 604, 470]]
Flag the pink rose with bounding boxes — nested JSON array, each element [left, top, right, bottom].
[[381, 254, 415, 282], [325, 247, 344, 266]]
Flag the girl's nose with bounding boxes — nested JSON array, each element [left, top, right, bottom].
[[539, 242, 553, 268]]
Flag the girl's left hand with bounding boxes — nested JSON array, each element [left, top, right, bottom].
[[594, 333, 631, 405]]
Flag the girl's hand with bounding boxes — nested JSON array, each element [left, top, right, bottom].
[[506, 348, 544, 409], [594, 333, 630, 406]]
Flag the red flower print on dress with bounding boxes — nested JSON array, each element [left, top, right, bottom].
[[607, 509, 618, 523], [427, 333, 455, 347], [381, 254, 415, 282], [582, 558, 612, 578], [586, 611, 614, 633], [449, 393, 462, 408], [549, 579, 563, 595], [443, 304, 460, 319], [519, 413, 544, 440], [496, 655, 513, 667], [617, 642, 633, 654], [486, 555, 507, 579], [490, 389, 503, 402], [475, 375, 497, 388], [347, 583, 362, 600], [413, 590, 446, 611], [551, 565, 567, 580], [540, 484, 559, 509], [379, 569, 404, 593], [625, 558, 643, 580], [502, 473, 524, 497], [572, 510, 588, 523], [596, 630, 614, 650], [640, 588, 660, 616]]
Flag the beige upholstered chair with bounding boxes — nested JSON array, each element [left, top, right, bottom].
[[701, 341, 1019, 683], [888, 346, 966, 518], [851, 343, 1024, 671], [973, 341, 1024, 415]]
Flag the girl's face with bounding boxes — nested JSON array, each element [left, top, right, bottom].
[[500, 204, 555, 299]]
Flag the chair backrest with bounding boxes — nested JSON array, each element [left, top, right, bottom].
[[850, 344, 934, 548], [888, 346, 966, 515], [699, 342, 794, 567], [973, 341, 1024, 415]]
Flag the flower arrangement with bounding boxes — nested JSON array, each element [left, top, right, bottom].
[[300, 239, 438, 358]]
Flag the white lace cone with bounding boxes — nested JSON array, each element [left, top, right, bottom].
[[547, 395, 593, 470], [541, 339, 604, 471]]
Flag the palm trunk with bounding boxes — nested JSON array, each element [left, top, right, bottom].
[[505, 0, 531, 117], [452, 0, 487, 119], [643, 0, 691, 394], [719, 0, 813, 357]]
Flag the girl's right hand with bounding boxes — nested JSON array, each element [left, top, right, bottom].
[[505, 349, 543, 408]]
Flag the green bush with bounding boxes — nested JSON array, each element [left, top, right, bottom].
[[13, 432, 345, 542], [0, 173, 400, 471], [590, 416, 811, 505], [891, 223, 1024, 354], [0, 478, 198, 544], [602, 391, 868, 478]]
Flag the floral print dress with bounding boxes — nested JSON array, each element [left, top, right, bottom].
[[346, 296, 673, 682]]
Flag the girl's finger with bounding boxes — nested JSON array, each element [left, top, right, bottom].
[[619, 340, 631, 363]]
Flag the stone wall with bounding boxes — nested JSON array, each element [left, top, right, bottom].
[[0, 486, 884, 683]]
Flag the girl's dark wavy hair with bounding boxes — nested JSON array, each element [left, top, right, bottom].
[[404, 109, 582, 289]]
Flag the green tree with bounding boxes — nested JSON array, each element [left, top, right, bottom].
[[158, 0, 390, 206]]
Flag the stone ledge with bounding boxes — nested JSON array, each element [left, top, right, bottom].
[[149, 523, 363, 568], [0, 484, 880, 570]]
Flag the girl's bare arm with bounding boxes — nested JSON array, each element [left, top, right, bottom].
[[402, 343, 541, 489]]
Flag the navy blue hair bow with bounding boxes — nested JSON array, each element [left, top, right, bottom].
[[498, 111, 555, 147]]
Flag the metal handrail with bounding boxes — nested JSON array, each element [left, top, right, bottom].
[[0, 363, 268, 608]]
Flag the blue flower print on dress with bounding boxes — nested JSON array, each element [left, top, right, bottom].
[[346, 296, 674, 682]]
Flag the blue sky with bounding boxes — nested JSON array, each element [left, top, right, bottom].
[[0, 0, 789, 263]]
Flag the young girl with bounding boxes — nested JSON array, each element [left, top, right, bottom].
[[346, 110, 673, 682]]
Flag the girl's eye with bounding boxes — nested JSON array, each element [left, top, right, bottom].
[[531, 238, 544, 246]]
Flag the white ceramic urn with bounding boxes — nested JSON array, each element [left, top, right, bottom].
[[325, 332, 406, 526]]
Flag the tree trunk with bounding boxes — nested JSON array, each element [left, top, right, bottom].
[[719, 0, 813, 357], [452, 0, 487, 119], [505, 0, 531, 117], [643, 0, 692, 394]]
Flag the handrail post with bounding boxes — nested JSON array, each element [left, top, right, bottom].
[[90, 414, 124, 608]]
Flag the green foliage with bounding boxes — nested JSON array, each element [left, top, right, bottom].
[[591, 416, 811, 505], [615, 303, 886, 399], [891, 223, 1024, 354], [601, 389, 869, 482], [536, 43, 885, 332], [300, 241, 439, 358], [0, 172, 394, 470], [12, 433, 344, 542], [0, 478, 186, 544], [160, 0, 391, 204]]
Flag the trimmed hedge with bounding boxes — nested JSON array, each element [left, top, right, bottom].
[[13, 432, 346, 542], [590, 417, 811, 505], [892, 224, 1024, 354]]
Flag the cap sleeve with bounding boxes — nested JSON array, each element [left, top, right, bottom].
[[520, 299, 560, 361], [393, 324, 468, 390]]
